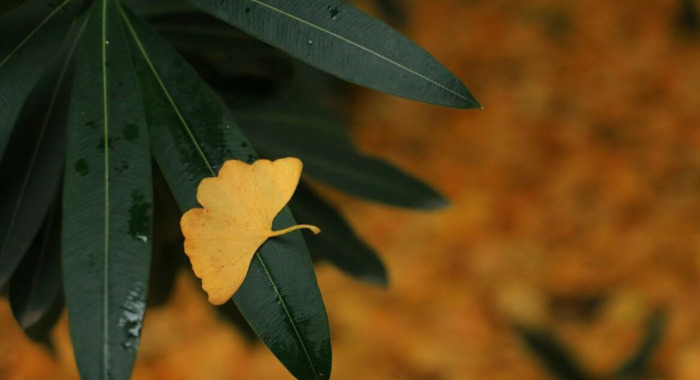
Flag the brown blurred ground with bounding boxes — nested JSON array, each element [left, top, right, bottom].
[[3, 0, 700, 379]]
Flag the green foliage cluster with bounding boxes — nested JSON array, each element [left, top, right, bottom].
[[0, 0, 479, 378]]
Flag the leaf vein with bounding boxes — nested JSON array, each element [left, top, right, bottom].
[[247, 0, 477, 106], [0, 0, 73, 69]]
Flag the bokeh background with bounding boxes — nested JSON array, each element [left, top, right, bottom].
[[3, 0, 700, 378]]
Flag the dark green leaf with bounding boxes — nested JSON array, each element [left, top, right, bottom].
[[62, 1, 152, 379], [10, 202, 64, 345], [0, 14, 82, 288], [290, 183, 387, 286], [0, 0, 83, 161], [515, 325, 593, 380], [614, 311, 666, 380], [122, 8, 331, 379], [182, 0, 481, 108], [234, 100, 448, 209]]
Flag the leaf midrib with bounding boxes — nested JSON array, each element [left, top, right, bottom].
[[254, 246, 318, 376], [100, 0, 110, 377], [0, 0, 73, 69], [120, 7, 213, 175], [245, 0, 477, 106], [120, 8, 319, 376]]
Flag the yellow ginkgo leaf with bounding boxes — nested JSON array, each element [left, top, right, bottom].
[[180, 157, 320, 305]]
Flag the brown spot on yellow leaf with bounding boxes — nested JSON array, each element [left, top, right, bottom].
[[180, 157, 320, 305]]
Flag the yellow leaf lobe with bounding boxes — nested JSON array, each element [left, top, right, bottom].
[[180, 157, 320, 305]]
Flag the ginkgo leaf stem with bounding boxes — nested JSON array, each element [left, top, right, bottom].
[[268, 224, 321, 237]]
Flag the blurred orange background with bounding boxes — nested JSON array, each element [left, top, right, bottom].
[[3, 0, 700, 378]]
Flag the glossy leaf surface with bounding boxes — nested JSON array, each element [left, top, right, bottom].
[[122, 8, 330, 379], [62, 1, 152, 378], [182, 0, 480, 108]]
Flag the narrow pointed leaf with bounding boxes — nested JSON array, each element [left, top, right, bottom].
[[290, 183, 387, 286], [0, 17, 82, 288], [515, 325, 593, 380], [615, 311, 666, 380], [62, 1, 152, 379], [10, 203, 64, 344], [234, 100, 448, 209], [0, 0, 83, 161], [181, 0, 480, 108], [122, 8, 330, 379]]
